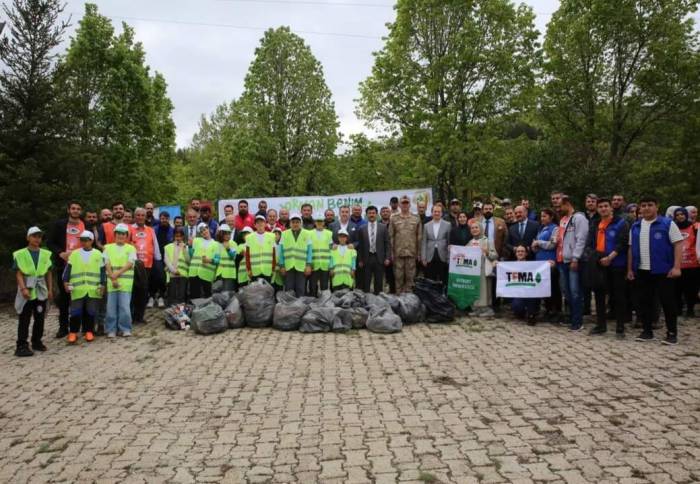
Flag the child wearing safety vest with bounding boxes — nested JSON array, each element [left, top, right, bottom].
[[215, 224, 237, 291], [188, 223, 220, 299], [272, 227, 284, 290], [330, 229, 356, 291], [13, 226, 53, 357], [310, 216, 333, 296], [63, 230, 105, 344], [104, 224, 137, 338], [164, 227, 190, 305], [237, 227, 253, 287], [245, 216, 276, 283]]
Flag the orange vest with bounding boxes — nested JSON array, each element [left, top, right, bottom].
[[132, 225, 156, 268], [65, 220, 85, 253], [680, 225, 699, 269], [103, 222, 117, 244]]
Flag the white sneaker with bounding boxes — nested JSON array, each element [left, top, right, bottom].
[[107, 332, 117, 338], [146, 297, 154, 308], [121, 331, 132, 337], [157, 297, 165, 308]]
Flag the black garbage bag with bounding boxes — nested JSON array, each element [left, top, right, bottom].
[[273, 300, 309, 331], [190, 302, 228, 335], [211, 279, 224, 294], [224, 296, 245, 329], [211, 291, 234, 309], [414, 278, 455, 322], [379, 293, 401, 313], [190, 297, 213, 308], [314, 289, 334, 308], [347, 307, 369, 329], [366, 306, 402, 333], [239, 279, 275, 327], [299, 307, 341, 333], [275, 291, 299, 304], [396, 293, 425, 324], [364, 293, 391, 311], [338, 290, 366, 309], [333, 309, 353, 332], [163, 304, 193, 330]]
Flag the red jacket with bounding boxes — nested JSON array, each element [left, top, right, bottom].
[[234, 214, 255, 232]]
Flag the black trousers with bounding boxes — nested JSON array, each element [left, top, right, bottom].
[[18, 299, 46, 347], [637, 270, 677, 336], [309, 270, 329, 297], [593, 266, 627, 333], [284, 269, 307, 297], [363, 253, 385, 295], [544, 265, 562, 314], [55, 265, 70, 329], [132, 267, 151, 323], [385, 264, 396, 294], [425, 249, 447, 286], [167, 277, 188, 306], [149, 263, 166, 299], [188, 276, 212, 300], [676, 267, 699, 314]]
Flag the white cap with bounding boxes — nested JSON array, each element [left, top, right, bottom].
[[290, 212, 302, 220], [218, 223, 232, 232], [338, 229, 349, 236], [26, 226, 43, 237], [242, 226, 253, 233], [80, 230, 94, 240], [197, 222, 208, 233], [255, 215, 266, 222], [115, 223, 130, 233], [272, 227, 282, 233]]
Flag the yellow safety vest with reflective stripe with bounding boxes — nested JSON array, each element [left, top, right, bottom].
[[216, 241, 238, 280], [164, 242, 190, 283], [246, 232, 275, 277], [104, 243, 136, 293], [12, 247, 52, 301], [281, 229, 311, 272], [331, 247, 355, 288], [189, 238, 219, 282], [67, 249, 103, 299], [311, 229, 333, 271]]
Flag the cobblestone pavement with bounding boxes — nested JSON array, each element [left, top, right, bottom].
[[0, 306, 699, 484]]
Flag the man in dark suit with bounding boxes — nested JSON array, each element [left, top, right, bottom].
[[356, 205, 391, 294], [506, 205, 540, 260], [328, 205, 358, 246]]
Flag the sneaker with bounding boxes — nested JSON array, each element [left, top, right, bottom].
[[569, 324, 584, 332], [146, 297, 154, 308], [107, 332, 117, 338], [121, 331, 132, 337], [84, 331, 94, 342], [615, 332, 625, 340], [589, 326, 606, 335], [661, 334, 678, 345], [15, 345, 34, 357], [55, 326, 68, 339], [31, 341, 47, 352], [635, 332, 654, 341], [67, 332, 78, 344], [157, 297, 165, 308]]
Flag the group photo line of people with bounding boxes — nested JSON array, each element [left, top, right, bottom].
[[12, 190, 699, 357]]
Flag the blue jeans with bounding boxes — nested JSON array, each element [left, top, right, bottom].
[[106, 291, 132, 334], [558, 263, 583, 327]]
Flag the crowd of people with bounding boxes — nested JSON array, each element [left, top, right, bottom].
[[11, 192, 698, 356]]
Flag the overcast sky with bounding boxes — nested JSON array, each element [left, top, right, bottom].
[[53, 0, 562, 147]]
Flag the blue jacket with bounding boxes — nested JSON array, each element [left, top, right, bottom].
[[630, 216, 674, 274], [535, 223, 557, 261], [587, 216, 628, 268]]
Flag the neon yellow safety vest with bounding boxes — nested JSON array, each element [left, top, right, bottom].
[[281, 229, 311, 272], [104, 243, 136, 293], [189, 238, 220, 282], [238, 234, 250, 284], [331, 247, 356, 288], [216, 241, 238, 280], [246, 232, 275, 277], [310, 229, 333, 271], [67, 249, 103, 299], [13, 247, 52, 300], [164, 242, 190, 283]]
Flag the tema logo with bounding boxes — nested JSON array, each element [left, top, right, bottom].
[[454, 255, 478, 268], [504, 271, 542, 287]]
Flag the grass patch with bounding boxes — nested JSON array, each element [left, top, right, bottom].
[[418, 471, 438, 483], [36, 443, 52, 454]]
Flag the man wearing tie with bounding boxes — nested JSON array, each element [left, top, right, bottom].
[[357, 206, 391, 294], [421, 205, 452, 285], [506, 205, 540, 260], [185, 209, 199, 248]]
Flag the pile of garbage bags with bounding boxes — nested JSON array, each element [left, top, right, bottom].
[[163, 277, 454, 335]]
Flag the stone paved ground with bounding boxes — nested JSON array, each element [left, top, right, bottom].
[[0, 306, 699, 484]]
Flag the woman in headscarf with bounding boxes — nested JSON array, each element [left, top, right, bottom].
[[449, 212, 471, 247], [673, 207, 698, 318], [466, 221, 498, 317], [665, 205, 680, 219], [626, 203, 639, 222]]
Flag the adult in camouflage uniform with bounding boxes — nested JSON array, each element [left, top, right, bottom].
[[389, 195, 423, 293]]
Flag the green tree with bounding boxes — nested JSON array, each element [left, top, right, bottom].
[[357, 0, 540, 201], [0, 0, 69, 256], [186, 26, 340, 200], [541, 0, 700, 192]]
